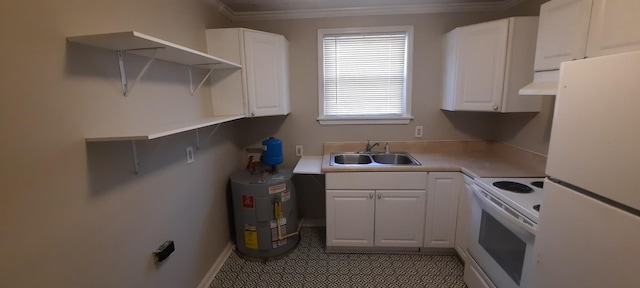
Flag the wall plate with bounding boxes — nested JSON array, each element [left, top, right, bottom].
[[186, 146, 194, 164]]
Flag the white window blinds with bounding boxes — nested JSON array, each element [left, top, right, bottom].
[[322, 32, 408, 117]]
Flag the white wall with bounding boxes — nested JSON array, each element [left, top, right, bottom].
[[0, 1, 242, 287], [231, 1, 551, 224], [495, 0, 554, 155], [233, 8, 552, 166]]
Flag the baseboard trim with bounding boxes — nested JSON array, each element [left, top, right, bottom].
[[196, 242, 234, 288]]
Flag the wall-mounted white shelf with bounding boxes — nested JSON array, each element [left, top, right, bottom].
[[68, 31, 241, 68], [86, 115, 244, 174], [85, 115, 244, 142], [67, 31, 242, 96]]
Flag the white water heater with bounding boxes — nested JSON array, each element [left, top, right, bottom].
[[230, 167, 299, 259]]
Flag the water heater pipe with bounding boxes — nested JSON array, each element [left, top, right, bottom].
[[273, 200, 304, 240]]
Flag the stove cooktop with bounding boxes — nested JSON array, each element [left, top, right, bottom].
[[475, 177, 545, 223]]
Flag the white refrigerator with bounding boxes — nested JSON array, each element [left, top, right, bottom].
[[534, 51, 640, 287]]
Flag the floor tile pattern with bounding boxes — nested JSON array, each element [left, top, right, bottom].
[[210, 228, 466, 287]]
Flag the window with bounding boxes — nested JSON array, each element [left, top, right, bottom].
[[318, 26, 413, 125]]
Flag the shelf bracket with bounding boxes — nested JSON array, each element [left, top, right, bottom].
[[195, 128, 200, 150], [188, 66, 215, 96], [131, 140, 140, 174], [117, 48, 159, 97]]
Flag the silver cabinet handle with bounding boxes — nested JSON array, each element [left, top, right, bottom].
[[369, 193, 374, 199], [377, 194, 381, 200], [493, 105, 499, 111]]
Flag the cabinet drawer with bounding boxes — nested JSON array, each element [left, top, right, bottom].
[[326, 172, 427, 190]]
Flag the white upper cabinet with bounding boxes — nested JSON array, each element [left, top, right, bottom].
[[442, 17, 542, 112], [533, 0, 593, 71], [206, 28, 290, 118], [586, 0, 640, 57], [521, 0, 640, 95]]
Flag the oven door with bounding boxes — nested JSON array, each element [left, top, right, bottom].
[[468, 184, 536, 288]]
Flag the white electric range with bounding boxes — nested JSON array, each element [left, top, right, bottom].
[[465, 177, 545, 288], [474, 177, 544, 224]]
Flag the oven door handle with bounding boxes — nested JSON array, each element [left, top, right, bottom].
[[471, 185, 536, 236]]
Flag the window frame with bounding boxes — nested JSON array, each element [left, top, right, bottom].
[[317, 26, 414, 125]]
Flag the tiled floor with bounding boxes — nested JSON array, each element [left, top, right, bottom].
[[210, 228, 466, 287]]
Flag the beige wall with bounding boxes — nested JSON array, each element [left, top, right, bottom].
[[0, 0, 554, 286], [0, 1, 242, 287], [233, 1, 548, 223], [235, 13, 503, 162], [494, 0, 554, 155], [234, 3, 551, 165]]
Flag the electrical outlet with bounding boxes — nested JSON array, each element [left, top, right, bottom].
[[295, 145, 303, 156], [186, 146, 194, 164], [415, 126, 423, 138]]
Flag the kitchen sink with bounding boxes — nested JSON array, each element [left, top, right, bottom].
[[333, 154, 372, 165], [330, 152, 421, 166], [371, 153, 417, 165]]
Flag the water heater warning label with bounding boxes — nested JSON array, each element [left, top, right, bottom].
[[244, 225, 258, 249], [281, 190, 291, 202], [269, 183, 286, 194], [242, 195, 254, 208]]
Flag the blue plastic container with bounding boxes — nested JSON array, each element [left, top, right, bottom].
[[262, 137, 283, 166]]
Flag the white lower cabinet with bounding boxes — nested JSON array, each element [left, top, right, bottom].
[[424, 172, 462, 248], [454, 174, 474, 261], [375, 190, 426, 247], [326, 190, 375, 247], [325, 172, 427, 249]]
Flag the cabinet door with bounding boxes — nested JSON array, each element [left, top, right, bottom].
[[374, 190, 426, 247], [326, 190, 375, 247], [451, 19, 508, 111], [533, 0, 593, 71], [454, 175, 474, 261], [425, 172, 461, 248], [243, 30, 289, 117], [586, 0, 640, 57]]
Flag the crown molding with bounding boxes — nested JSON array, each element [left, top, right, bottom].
[[210, 0, 529, 22], [207, 0, 236, 21]]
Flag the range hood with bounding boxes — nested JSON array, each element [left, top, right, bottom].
[[519, 70, 559, 96]]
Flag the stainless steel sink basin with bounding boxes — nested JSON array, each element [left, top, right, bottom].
[[333, 154, 372, 164], [330, 152, 421, 166], [371, 153, 417, 165]]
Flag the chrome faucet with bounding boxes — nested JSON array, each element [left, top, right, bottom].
[[365, 140, 380, 152]]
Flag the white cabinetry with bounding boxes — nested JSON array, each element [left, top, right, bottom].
[[521, 0, 640, 95], [454, 174, 474, 261], [206, 28, 289, 117], [586, 0, 640, 57], [326, 190, 375, 247], [424, 172, 461, 248], [325, 172, 427, 249], [441, 17, 541, 113], [533, 0, 593, 71], [375, 190, 427, 247]]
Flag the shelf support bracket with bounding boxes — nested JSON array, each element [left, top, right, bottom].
[[195, 128, 200, 150], [117, 48, 159, 97], [188, 66, 215, 96], [131, 140, 140, 174]]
